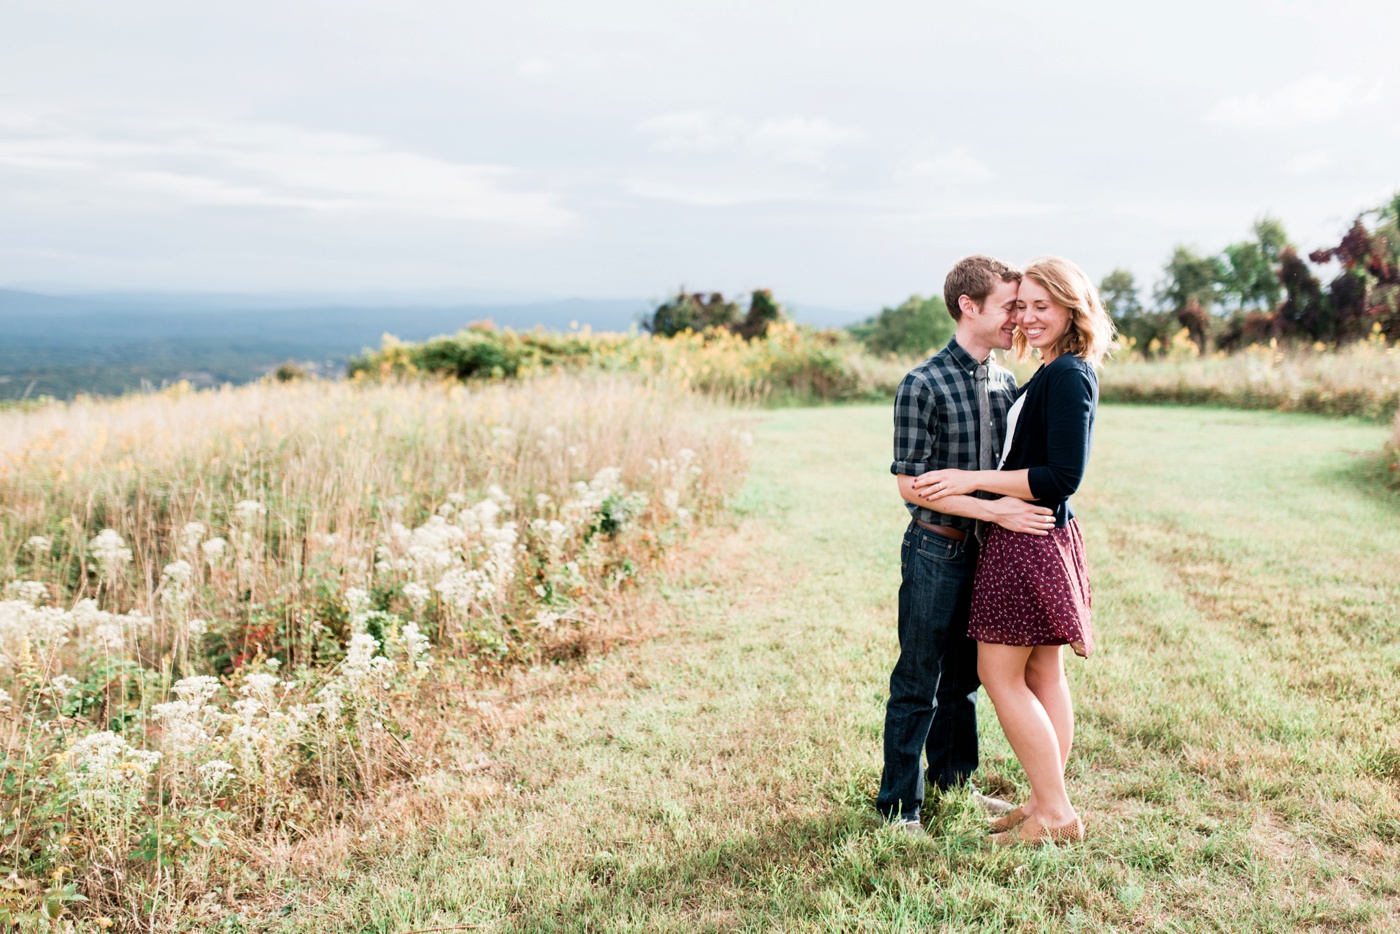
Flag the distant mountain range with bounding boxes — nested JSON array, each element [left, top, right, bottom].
[[0, 289, 868, 400]]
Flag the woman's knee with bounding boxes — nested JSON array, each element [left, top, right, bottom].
[[1024, 647, 1066, 693], [977, 646, 1031, 702]]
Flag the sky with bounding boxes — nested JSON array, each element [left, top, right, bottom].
[[2, 0, 1398, 313]]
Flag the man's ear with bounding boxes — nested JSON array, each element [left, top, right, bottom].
[[958, 294, 979, 318]]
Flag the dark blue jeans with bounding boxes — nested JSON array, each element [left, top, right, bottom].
[[876, 521, 980, 822]]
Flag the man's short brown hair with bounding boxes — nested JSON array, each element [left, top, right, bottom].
[[943, 255, 1023, 321]]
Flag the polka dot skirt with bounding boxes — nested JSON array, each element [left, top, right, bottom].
[[968, 519, 1094, 658]]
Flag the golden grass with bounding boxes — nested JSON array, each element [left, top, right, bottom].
[[1100, 337, 1400, 422]]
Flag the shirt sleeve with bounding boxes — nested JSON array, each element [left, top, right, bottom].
[[1026, 362, 1097, 500], [891, 372, 935, 476]]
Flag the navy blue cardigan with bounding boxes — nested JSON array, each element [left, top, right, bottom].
[[1000, 353, 1098, 527]]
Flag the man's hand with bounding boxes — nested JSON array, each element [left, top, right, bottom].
[[985, 497, 1056, 535]]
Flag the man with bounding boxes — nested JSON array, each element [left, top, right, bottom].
[[876, 255, 1057, 832]]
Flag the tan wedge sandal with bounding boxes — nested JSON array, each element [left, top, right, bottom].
[[988, 806, 1028, 834], [990, 815, 1084, 846]]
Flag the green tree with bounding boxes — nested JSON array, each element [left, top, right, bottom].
[[1099, 268, 1142, 320], [1100, 268, 1174, 355], [736, 289, 783, 340], [1220, 216, 1288, 311], [1155, 246, 1226, 314], [850, 295, 955, 357], [644, 290, 741, 337]]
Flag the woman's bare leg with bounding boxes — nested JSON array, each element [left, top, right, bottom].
[[1024, 644, 1073, 770], [978, 642, 1076, 826]]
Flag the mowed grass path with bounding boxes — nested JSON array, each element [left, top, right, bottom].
[[280, 405, 1399, 934]]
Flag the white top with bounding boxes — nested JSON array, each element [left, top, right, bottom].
[[999, 394, 1025, 468]]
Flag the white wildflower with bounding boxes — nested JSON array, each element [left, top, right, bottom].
[[92, 621, 124, 651], [402, 581, 431, 608], [345, 587, 372, 615], [178, 521, 207, 553], [231, 696, 262, 723], [24, 536, 51, 556], [172, 675, 221, 706], [4, 580, 48, 606], [241, 672, 280, 700], [342, 632, 393, 682], [314, 680, 343, 721], [160, 559, 195, 615], [201, 537, 227, 564], [88, 529, 132, 581], [197, 759, 235, 789], [401, 621, 432, 672], [66, 731, 161, 805], [154, 698, 213, 755], [232, 500, 266, 525], [187, 617, 209, 636], [534, 610, 560, 632]]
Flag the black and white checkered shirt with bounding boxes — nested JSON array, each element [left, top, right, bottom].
[[891, 336, 1018, 531]]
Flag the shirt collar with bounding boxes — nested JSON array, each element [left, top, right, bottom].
[[944, 335, 990, 374]]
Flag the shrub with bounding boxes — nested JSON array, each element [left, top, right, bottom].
[[352, 321, 908, 404]]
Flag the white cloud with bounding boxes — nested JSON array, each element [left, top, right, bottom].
[[908, 149, 994, 184], [895, 199, 1062, 223], [1205, 73, 1381, 128], [636, 111, 746, 155], [516, 58, 552, 79], [1283, 150, 1332, 176], [0, 104, 575, 230], [748, 117, 865, 166], [635, 111, 864, 167], [624, 171, 826, 207]]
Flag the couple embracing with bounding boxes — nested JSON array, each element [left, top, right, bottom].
[[877, 254, 1115, 845]]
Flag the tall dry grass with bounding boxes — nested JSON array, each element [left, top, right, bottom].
[[1389, 408, 1400, 487], [1100, 336, 1400, 422], [0, 373, 747, 928]]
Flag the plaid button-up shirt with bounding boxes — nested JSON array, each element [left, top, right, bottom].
[[891, 336, 1018, 531]]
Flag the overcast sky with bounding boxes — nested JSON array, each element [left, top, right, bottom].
[[2, 0, 1398, 311]]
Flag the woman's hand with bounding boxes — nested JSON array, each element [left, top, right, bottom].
[[912, 468, 979, 499]]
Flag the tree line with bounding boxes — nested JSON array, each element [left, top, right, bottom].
[[842, 191, 1400, 360], [1105, 192, 1400, 355]]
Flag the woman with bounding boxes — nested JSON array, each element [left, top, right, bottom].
[[912, 256, 1115, 846]]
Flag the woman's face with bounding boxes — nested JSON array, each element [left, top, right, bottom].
[[1015, 279, 1072, 354]]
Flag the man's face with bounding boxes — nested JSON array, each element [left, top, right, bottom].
[[973, 278, 1020, 350]]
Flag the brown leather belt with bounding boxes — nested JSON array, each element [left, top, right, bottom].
[[915, 519, 966, 541]]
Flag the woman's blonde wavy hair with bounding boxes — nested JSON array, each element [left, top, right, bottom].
[[1012, 255, 1119, 367]]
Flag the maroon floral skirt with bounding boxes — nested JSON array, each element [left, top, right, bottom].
[[968, 519, 1094, 658]]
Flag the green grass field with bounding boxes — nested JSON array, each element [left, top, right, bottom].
[[262, 403, 1399, 934]]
